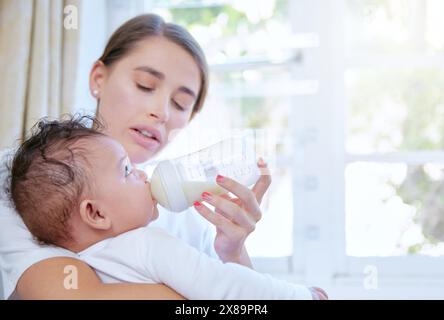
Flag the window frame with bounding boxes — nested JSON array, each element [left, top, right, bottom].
[[308, 0, 444, 283]]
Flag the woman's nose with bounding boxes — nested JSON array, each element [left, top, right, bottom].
[[148, 94, 170, 123]]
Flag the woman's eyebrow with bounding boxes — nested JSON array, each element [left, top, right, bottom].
[[178, 86, 197, 99], [134, 66, 164, 80], [134, 66, 197, 99]]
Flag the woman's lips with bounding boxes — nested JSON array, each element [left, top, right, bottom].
[[129, 128, 160, 150]]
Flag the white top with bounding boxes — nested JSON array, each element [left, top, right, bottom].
[[0, 148, 217, 299], [77, 226, 312, 300]]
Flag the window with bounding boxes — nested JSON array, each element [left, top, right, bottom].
[[343, 0, 444, 271]]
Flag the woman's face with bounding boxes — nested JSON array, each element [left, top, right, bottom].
[[90, 36, 201, 164]]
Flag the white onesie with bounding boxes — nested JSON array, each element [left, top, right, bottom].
[[77, 226, 312, 300]]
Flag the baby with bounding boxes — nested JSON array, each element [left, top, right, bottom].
[[7, 116, 327, 300]]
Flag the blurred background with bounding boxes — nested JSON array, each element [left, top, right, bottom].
[[2, 0, 444, 299]]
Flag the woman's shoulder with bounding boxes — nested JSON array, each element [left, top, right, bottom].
[[0, 147, 16, 202], [0, 147, 77, 299], [0, 147, 15, 166], [0, 193, 74, 257], [0, 201, 76, 299]]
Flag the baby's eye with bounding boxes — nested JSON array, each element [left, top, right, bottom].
[[124, 162, 133, 177]]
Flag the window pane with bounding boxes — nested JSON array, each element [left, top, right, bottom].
[[150, 0, 294, 64], [425, 0, 444, 53], [346, 0, 444, 55], [211, 66, 316, 98], [346, 162, 444, 257], [346, 68, 444, 153], [246, 166, 293, 257]]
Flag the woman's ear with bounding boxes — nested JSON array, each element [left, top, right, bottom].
[[89, 60, 107, 99], [79, 199, 112, 230]]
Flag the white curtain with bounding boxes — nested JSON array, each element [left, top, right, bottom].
[[0, 0, 81, 149]]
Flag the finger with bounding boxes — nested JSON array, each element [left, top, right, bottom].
[[215, 175, 261, 221], [315, 287, 329, 299], [193, 201, 240, 235], [218, 193, 241, 207], [251, 157, 272, 204], [202, 192, 255, 231], [219, 193, 234, 201]]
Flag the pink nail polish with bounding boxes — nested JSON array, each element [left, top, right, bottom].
[[216, 175, 224, 183], [202, 192, 212, 200], [258, 158, 268, 168], [194, 201, 202, 207]]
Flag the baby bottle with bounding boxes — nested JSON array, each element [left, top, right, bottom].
[[150, 135, 261, 212]]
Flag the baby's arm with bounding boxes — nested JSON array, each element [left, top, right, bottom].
[[143, 228, 313, 300]]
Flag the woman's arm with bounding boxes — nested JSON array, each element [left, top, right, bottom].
[[238, 246, 253, 268], [16, 257, 184, 300]]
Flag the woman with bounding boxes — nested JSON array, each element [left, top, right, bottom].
[[0, 13, 271, 299]]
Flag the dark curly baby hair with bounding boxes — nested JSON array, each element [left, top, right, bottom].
[[7, 115, 104, 246]]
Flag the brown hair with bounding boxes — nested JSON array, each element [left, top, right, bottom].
[[7, 115, 104, 246], [97, 13, 209, 118]]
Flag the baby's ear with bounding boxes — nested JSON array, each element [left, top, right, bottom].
[[79, 199, 112, 230]]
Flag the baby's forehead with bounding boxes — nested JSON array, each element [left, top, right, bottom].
[[80, 135, 125, 168]]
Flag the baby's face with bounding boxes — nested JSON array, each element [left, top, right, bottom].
[[87, 136, 158, 235]]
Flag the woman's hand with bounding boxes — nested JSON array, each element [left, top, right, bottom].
[[309, 287, 329, 300], [194, 159, 271, 267]]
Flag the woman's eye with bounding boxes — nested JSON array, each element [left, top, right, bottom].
[[124, 163, 133, 177], [137, 84, 154, 92], [173, 100, 185, 111]]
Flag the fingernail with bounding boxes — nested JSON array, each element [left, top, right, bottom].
[[194, 201, 202, 207], [258, 157, 267, 167], [216, 175, 225, 183], [202, 192, 212, 200]]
